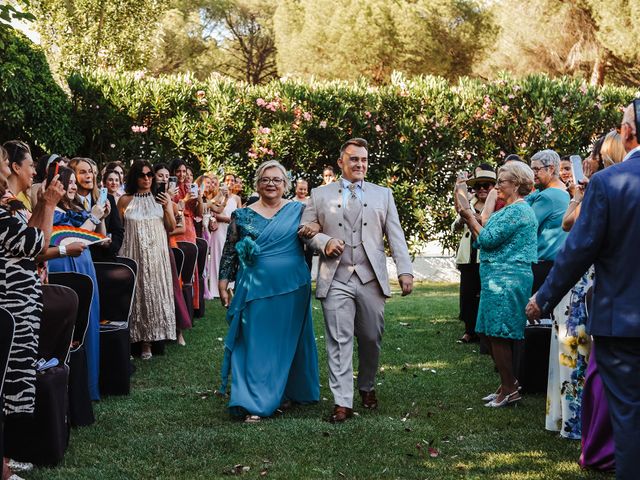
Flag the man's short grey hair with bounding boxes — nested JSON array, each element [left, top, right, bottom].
[[531, 149, 560, 176], [499, 161, 535, 197], [253, 160, 291, 194]]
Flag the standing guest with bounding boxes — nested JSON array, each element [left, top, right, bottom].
[[103, 169, 123, 204], [48, 166, 107, 401], [527, 150, 570, 293], [0, 162, 64, 480], [170, 159, 203, 311], [69, 157, 124, 262], [203, 176, 237, 299], [232, 176, 245, 206], [455, 161, 538, 407], [118, 161, 177, 360], [293, 179, 313, 271], [218, 160, 319, 422], [299, 138, 413, 422], [3, 141, 35, 221], [224, 173, 243, 210], [321, 165, 336, 185], [452, 167, 496, 344], [559, 155, 575, 187], [155, 164, 191, 346], [527, 102, 640, 480]]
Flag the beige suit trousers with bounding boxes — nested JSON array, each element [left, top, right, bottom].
[[321, 275, 386, 408]]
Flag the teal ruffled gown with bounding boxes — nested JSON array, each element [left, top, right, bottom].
[[219, 201, 320, 417]]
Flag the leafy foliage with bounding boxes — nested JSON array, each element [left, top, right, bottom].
[[0, 24, 81, 154], [67, 69, 635, 253]]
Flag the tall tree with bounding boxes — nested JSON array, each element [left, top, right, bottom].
[[28, 0, 169, 71], [273, 0, 494, 83]]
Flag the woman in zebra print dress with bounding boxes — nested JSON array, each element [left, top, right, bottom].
[[0, 143, 64, 416]]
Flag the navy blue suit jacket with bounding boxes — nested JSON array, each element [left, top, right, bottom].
[[536, 150, 640, 337]]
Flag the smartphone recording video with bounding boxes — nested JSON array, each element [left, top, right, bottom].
[[570, 155, 585, 184]]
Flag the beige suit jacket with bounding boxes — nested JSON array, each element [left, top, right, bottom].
[[300, 180, 413, 299]]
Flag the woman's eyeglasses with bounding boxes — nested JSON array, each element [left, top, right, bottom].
[[139, 172, 154, 178], [258, 177, 284, 186]]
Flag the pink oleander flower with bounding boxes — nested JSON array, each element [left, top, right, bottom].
[[133, 71, 145, 81], [364, 111, 372, 118], [259, 127, 271, 134], [543, 116, 552, 125], [256, 98, 266, 107], [375, 124, 383, 133], [302, 111, 312, 121], [508, 94, 515, 99], [196, 90, 206, 99], [580, 85, 588, 95], [502, 105, 509, 112], [248, 151, 258, 159], [319, 120, 327, 128]]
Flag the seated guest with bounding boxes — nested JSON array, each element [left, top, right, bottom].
[[527, 149, 570, 293], [69, 157, 124, 261], [118, 161, 177, 360], [3, 141, 35, 220], [454, 161, 538, 407], [453, 166, 495, 344], [48, 166, 107, 401], [103, 169, 123, 205], [218, 160, 319, 422]]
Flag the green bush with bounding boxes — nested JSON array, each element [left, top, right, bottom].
[[67, 69, 635, 253], [0, 25, 81, 155]]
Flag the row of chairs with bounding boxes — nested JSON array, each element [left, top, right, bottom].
[[0, 238, 209, 466]]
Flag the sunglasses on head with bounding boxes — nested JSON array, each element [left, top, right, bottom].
[[139, 171, 154, 178], [474, 182, 493, 190]]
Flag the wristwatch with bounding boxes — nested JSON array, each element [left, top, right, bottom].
[[89, 215, 101, 225]]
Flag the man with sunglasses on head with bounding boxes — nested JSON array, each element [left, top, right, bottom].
[[298, 138, 413, 423]]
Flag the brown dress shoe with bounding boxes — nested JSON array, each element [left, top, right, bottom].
[[329, 405, 353, 423], [359, 389, 378, 409]]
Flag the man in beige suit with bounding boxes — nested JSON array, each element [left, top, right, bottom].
[[299, 138, 414, 423]]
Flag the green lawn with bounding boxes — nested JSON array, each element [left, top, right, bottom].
[[27, 283, 610, 479]]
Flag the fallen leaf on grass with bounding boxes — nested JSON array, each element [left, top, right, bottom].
[[399, 322, 410, 327], [428, 447, 440, 458], [260, 469, 268, 476], [225, 464, 251, 475]]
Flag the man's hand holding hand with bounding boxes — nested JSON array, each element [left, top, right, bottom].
[[525, 294, 542, 324], [324, 238, 345, 258]]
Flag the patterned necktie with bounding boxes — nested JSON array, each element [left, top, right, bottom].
[[348, 183, 357, 199]]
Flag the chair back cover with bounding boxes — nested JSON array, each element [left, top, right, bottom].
[[177, 241, 198, 286], [172, 247, 185, 277], [0, 307, 15, 397], [94, 262, 136, 330], [40, 284, 78, 363], [195, 237, 208, 273], [48, 272, 93, 350], [115, 255, 138, 276]]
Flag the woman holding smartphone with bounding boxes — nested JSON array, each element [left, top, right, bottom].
[[118, 161, 177, 360], [170, 159, 204, 311]]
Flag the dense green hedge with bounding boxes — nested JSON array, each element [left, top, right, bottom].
[[67, 70, 634, 252], [0, 25, 81, 154], [1, 29, 635, 251]]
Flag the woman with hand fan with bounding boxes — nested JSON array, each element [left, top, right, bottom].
[[47, 165, 108, 401]]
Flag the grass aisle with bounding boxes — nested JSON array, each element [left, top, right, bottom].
[[28, 283, 609, 480]]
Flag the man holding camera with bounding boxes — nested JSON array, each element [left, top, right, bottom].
[[527, 102, 640, 479], [299, 137, 413, 423]]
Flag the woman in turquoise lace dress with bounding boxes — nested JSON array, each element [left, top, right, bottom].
[[455, 161, 538, 408], [218, 160, 319, 422]]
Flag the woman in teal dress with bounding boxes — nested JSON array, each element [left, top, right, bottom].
[[455, 161, 538, 408], [48, 166, 107, 401], [218, 160, 319, 422]]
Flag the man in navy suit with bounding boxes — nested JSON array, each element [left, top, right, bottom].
[[526, 102, 640, 479]]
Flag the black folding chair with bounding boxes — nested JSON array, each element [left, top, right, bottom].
[[48, 272, 95, 427], [4, 285, 77, 466], [178, 241, 198, 321], [194, 237, 209, 319], [0, 307, 15, 463], [94, 262, 136, 396]]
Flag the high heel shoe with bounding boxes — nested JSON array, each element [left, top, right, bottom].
[[484, 391, 521, 408], [481, 381, 521, 402]]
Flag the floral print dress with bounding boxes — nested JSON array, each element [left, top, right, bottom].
[[546, 267, 594, 439]]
